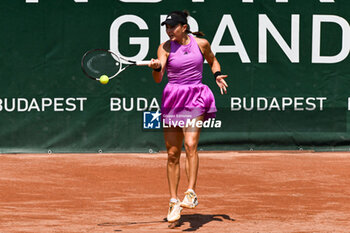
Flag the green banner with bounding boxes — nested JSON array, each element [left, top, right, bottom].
[[0, 0, 349, 153]]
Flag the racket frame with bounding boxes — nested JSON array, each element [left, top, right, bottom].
[[81, 49, 150, 81]]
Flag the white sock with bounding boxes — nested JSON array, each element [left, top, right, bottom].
[[187, 189, 196, 194], [170, 198, 178, 203]]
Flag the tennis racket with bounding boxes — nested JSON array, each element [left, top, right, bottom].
[[81, 49, 150, 81]]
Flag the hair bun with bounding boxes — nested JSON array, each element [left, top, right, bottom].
[[183, 10, 189, 18]]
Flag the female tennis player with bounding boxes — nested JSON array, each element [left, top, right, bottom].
[[148, 10, 228, 223]]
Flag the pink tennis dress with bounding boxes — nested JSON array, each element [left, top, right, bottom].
[[161, 34, 217, 125]]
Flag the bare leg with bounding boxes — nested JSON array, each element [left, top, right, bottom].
[[183, 115, 203, 191], [164, 126, 184, 199], [185, 153, 190, 183]]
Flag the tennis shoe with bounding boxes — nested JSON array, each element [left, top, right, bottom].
[[167, 199, 182, 223], [180, 190, 198, 209]]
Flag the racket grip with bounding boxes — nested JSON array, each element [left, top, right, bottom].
[[136, 60, 150, 66]]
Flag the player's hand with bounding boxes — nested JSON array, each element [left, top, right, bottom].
[[215, 75, 228, 95], [148, 58, 161, 70]]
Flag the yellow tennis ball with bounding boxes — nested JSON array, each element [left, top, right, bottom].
[[99, 75, 109, 85]]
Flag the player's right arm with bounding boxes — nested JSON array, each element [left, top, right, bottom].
[[149, 41, 170, 83]]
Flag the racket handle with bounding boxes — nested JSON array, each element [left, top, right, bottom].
[[136, 60, 150, 66]]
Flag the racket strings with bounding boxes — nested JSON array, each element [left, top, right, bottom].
[[82, 50, 122, 79]]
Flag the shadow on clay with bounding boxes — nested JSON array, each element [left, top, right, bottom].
[[97, 213, 235, 231], [175, 214, 235, 231]]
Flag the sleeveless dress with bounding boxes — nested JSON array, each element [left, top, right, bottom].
[[161, 34, 217, 125]]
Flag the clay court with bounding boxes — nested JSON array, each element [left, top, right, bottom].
[[1, 151, 350, 232]]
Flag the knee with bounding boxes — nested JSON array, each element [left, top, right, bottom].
[[167, 148, 180, 165], [184, 140, 198, 154]]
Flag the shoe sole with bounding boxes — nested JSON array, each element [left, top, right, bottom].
[[180, 203, 198, 209], [167, 215, 180, 223], [167, 207, 183, 223]]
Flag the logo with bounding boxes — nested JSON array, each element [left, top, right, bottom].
[[143, 111, 161, 129], [167, 16, 172, 20]]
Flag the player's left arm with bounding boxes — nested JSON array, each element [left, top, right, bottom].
[[196, 37, 228, 95]]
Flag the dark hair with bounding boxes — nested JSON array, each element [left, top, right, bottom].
[[175, 10, 205, 37]]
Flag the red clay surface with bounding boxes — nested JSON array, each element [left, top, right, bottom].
[[1, 151, 350, 232]]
